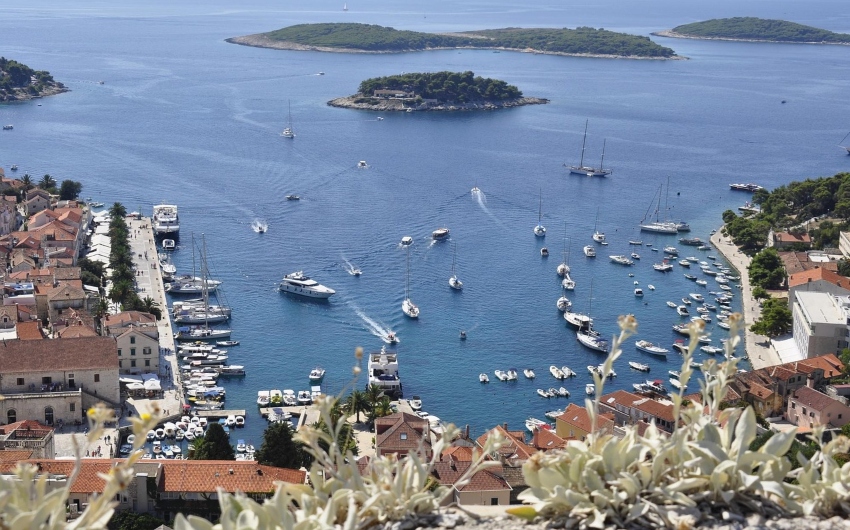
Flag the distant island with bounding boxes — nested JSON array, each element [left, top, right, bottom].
[[0, 57, 67, 102], [328, 71, 547, 112], [654, 17, 850, 44], [227, 22, 679, 59]]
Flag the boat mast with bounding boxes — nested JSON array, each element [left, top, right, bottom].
[[405, 247, 411, 300], [599, 139, 606, 170], [201, 235, 209, 331], [840, 131, 850, 153], [664, 175, 671, 223], [578, 119, 588, 168], [288, 100, 293, 130], [538, 190, 543, 225], [451, 243, 457, 276]]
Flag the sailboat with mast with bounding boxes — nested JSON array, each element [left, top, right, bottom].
[[533, 190, 546, 237], [567, 120, 612, 177], [592, 208, 605, 243], [840, 131, 850, 154], [639, 180, 678, 234], [281, 100, 295, 138], [448, 243, 463, 290], [175, 236, 232, 342], [575, 280, 609, 352], [402, 247, 420, 318]]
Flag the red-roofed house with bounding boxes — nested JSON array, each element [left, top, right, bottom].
[[0, 420, 54, 458], [374, 412, 432, 459], [789, 268, 850, 306], [430, 460, 512, 506], [598, 390, 677, 433], [768, 230, 812, 250], [787, 385, 850, 429], [555, 403, 615, 441]]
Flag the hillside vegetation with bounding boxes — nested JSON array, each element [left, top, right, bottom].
[[259, 22, 677, 58], [0, 57, 66, 101], [671, 17, 850, 43], [357, 71, 521, 103]]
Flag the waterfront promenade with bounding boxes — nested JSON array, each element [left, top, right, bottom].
[[710, 229, 781, 370]]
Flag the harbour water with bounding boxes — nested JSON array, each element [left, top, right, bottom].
[[2, 0, 850, 445]]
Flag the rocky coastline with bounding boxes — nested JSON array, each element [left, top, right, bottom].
[[0, 83, 69, 103], [652, 29, 850, 45], [226, 34, 685, 60], [327, 95, 548, 112]]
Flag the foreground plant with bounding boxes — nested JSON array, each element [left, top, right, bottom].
[[175, 347, 506, 530], [513, 314, 850, 528]]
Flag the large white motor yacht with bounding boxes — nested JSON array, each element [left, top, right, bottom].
[[279, 272, 336, 298], [153, 204, 179, 235]]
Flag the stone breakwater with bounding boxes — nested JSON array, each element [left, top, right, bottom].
[[327, 96, 549, 112]]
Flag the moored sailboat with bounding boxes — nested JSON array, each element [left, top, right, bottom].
[[281, 100, 295, 138], [566, 120, 612, 177], [402, 247, 419, 318]]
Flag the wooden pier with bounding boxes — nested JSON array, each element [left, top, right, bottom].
[[195, 409, 246, 419]]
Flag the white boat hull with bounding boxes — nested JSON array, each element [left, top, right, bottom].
[[402, 298, 419, 318]]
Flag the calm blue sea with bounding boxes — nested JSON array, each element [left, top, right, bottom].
[[2, 0, 850, 445]]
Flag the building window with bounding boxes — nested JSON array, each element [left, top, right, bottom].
[[7, 410, 16, 424], [130, 336, 136, 344], [131, 360, 136, 368], [130, 348, 136, 356], [400, 433, 407, 440], [802, 407, 807, 415], [16, 377, 24, 386], [143, 347, 151, 355], [70, 403, 75, 412], [117, 349, 122, 356], [119, 360, 123, 368], [68, 373, 75, 388], [490, 498, 499, 505], [44, 407, 54, 425], [145, 360, 150, 367], [94, 374, 100, 383], [42, 376, 52, 385]]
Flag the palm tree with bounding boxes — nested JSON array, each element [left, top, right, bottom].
[[140, 296, 161, 319], [109, 202, 127, 219], [373, 396, 393, 420], [38, 174, 56, 190], [19, 174, 33, 192], [364, 384, 385, 423], [345, 390, 368, 423]]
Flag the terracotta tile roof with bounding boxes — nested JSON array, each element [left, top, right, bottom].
[[47, 282, 85, 301], [12, 459, 114, 493], [58, 324, 98, 338], [15, 321, 44, 340], [476, 424, 535, 460], [798, 353, 845, 379], [630, 397, 676, 423], [430, 461, 511, 492], [158, 460, 305, 493], [775, 231, 811, 244], [530, 426, 567, 451], [746, 381, 775, 401], [0, 336, 117, 372], [0, 420, 53, 435], [103, 311, 157, 327], [556, 403, 614, 435], [376, 419, 430, 453], [765, 365, 797, 382], [788, 267, 849, 289], [791, 386, 843, 412], [441, 445, 475, 462], [0, 450, 34, 464]]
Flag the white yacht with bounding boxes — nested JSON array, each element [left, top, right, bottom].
[[479, 373, 489, 383], [567, 121, 612, 177], [577, 328, 609, 353], [556, 295, 571, 312], [653, 261, 673, 272], [281, 100, 295, 138], [635, 340, 669, 356], [279, 272, 336, 299], [152, 204, 179, 235], [609, 255, 634, 266], [402, 248, 419, 318], [533, 192, 546, 237], [432, 228, 450, 240], [629, 361, 650, 372], [523, 369, 536, 379], [564, 310, 592, 329], [583, 245, 596, 257], [549, 365, 566, 380], [309, 367, 325, 382], [448, 244, 463, 290], [562, 275, 576, 290]]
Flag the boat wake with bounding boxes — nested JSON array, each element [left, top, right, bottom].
[[471, 188, 508, 229], [251, 219, 268, 233], [341, 256, 362, 276], [352, 305, 397, 344]]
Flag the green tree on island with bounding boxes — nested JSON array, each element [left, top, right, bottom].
[[748, 248, 785, 290], [750, 298, 792, 337], [254, 422, 310, 469], [190, 422, 235, 461], [38, 174, 57, 192], [59, 179, 83, 200]]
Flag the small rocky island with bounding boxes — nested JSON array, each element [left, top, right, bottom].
[[0, 57, 67, 102], [228, 22, 679, 59], [654, 17, 850, 44], [328, 71, 547, 112]]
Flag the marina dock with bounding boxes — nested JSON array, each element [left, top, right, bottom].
[[196, 409, 246, 419]]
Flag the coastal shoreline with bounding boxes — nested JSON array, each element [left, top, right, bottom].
[[226, 34, 687, 60], [709, 227, 782, 370], [0, 84, 69, 103], [652, 29, 850, 46], [327, 95, 548, 112]]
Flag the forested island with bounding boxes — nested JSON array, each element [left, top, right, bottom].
[[0, 57, 67, 102], [227, 22, 679, 59], [328, 71, 547, 112], [654, 17, 850, 44]]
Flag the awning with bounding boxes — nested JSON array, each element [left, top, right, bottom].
[[143, 380, 161, 391], [126, 382, 145, 390]]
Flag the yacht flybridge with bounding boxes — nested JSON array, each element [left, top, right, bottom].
[[153, 204, 179, 235], [279, 272, 336, 299]]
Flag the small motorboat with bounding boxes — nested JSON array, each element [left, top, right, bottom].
[[631, 252, 641, 260], [506, 369, 518, 381], [409, 395, 423, 411], [235, 415, 245, 427], [162, 239, 175, 251], [634, 288, 644, 297], [146, 430, 156, 442], [152, 441, 162, 454], [669, 370, 680, 378], [557, 295, 571, 312], [677, 306, 689, 316], [185, 430, 195, 441], [561, 366, 576, 378], [236, 439, 247, 452], [385, 332, 400, 344], [672, 341, 689, 355], [670, 378, 684, 391], [585, 383, 595, 396], [309, 367, 326, 382], [494, 370, 509, 382], [155, 428, 165, 440], [285, 195, 301, 201], [175, 429, 185, 441], [701, 345, 723, 355], [225, 415, 237, 427], [549, 365, 566, 380], [537, 388, 552, 398], [666, 301, 677, 308], [10, 164, 18, 170], [629, 361, 650, 372], [479, 373, 489, 383], [681, 298, 692, 305], [432, 228, 450, 240], [523, 369, 536, 379], [400, 236, 413, 246], [540, 247, 549, 257], [127, 434, 136, 446], [558, 387, 570, 397], [459, 330, 467, 340], [357, 160, 368, 168], [648, 284, 655, 290]]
